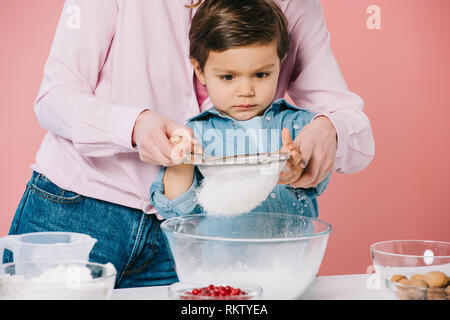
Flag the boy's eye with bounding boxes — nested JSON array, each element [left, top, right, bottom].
[[255, 72, 269, 79], [220, 75, 234, 81]]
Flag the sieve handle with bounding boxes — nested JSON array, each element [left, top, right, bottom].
[[0, 236, 15, 262]]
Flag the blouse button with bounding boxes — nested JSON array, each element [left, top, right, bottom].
[[270, 192, 276, 198], [293, 124, 300, 130], [265, 116, 271, 121]]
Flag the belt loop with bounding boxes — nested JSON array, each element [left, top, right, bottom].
[[31, 171, 40, 183]]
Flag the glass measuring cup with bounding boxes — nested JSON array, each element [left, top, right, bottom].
[[0, 232, 97, 263]]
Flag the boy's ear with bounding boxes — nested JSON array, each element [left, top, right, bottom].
[[191, 58, 206, 85]]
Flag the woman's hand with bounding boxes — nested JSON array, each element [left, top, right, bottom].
[[290, 116, 337, 188], [278, 128, 305, 186], [132, 110, 199, 166]]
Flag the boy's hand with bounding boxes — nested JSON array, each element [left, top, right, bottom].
[[278, 128, 305, 186]]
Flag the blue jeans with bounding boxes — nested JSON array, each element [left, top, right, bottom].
[[4, 171, 178, 289]]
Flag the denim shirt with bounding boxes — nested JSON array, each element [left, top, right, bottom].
[[149, 98, 331, 219]]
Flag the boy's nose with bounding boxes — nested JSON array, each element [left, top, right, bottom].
[[237, 79, 255, 97]]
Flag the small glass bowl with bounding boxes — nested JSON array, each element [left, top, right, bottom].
[[386, 279, 449, 300], [370, 240, 450, 300], [0, 260, 116, 300], [168, 281, 262, 300]]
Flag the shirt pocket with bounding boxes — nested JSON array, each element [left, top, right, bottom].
[[30, 173, 84, 203]]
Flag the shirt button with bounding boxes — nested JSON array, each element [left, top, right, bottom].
[[265, 116, 271, 121], [293, 124, 300, 130], [232, 122, 236, 126], [270, 192, 276, 198]]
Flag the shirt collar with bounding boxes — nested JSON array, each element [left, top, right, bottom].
[[186, 98, 300, 122], [186, 106, 228, 122]]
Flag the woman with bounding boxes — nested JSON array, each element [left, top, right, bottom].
[[6, 0, 374, 288]]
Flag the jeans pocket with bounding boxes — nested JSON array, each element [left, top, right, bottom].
[[30, 173, 84, 203]]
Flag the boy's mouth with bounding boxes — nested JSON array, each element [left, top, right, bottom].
[[234, 104, 257, 109]]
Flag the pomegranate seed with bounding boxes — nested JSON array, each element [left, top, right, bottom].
[[184, 284, 248, 299]]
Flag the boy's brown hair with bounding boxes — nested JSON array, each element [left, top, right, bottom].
[[189, 0, 290, 72]]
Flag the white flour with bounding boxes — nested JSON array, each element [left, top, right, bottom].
[[0, 264, 113, 300], [196, 173, 278, 216]]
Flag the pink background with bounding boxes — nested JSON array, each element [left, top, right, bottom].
[[0, 0, 449, 276]]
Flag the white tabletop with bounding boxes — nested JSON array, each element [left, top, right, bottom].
[[110, 273, 394, 300]]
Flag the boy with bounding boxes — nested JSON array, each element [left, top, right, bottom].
[[150, 0, 331, 219]]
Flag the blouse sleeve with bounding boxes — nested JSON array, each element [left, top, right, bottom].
[[33, 0, 148, 157], [286, 0, 375, 174]]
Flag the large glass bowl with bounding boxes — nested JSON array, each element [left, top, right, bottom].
[[160, 212, 332, 299], [370, 240, 450, 300], [0, 260, 116, 300]]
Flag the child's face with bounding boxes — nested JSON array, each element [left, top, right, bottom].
[[193, 41, 282, 121]]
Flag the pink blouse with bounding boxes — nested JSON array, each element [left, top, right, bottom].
[[31, 0, 375, 218]]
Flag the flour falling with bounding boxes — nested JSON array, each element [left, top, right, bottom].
[[195, 155, 288, 216]]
